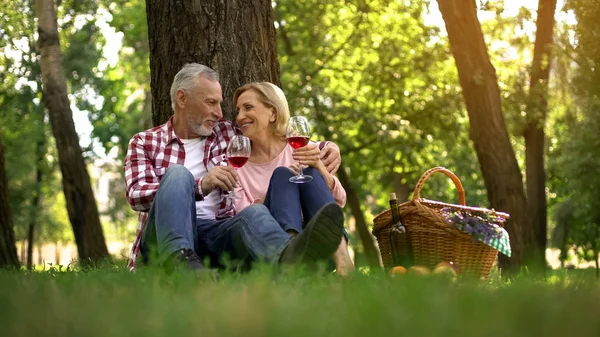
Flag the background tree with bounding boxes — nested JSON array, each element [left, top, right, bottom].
[[548, 0, 600, 276], [0, 134, 20, 269], [436, 0, 533, 271], [145, 0, 280, 125], [35, 0, 109, 263], [524, 0, 557, 271], [274, 0, 485, 266]]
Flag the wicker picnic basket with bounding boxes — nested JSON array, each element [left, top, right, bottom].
[[372, 167, 509, 279]]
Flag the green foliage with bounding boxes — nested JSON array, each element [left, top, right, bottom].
[[0, 0, 108, 247], [275, 0, 507, 220], [91, 0, 151, 157], [0, 267, 599, 337], [547, 0, 600, 264]]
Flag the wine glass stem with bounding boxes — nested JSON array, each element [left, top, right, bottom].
[[231, 167, 238, 197], [297, 161, 304, 177]]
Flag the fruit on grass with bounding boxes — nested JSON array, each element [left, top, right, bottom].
[[433, 261, 458, 278], [408, 265, 430, 275], [390, 266, 407, 276]]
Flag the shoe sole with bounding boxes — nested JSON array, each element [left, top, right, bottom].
[[289, 203, 344, 265]]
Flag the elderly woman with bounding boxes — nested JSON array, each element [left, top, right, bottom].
[[232, 82, 354, 275]]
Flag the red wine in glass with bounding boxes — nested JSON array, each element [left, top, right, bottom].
[[286, 116, 313, 183], [288, 136, 310, 149], [226, 135, 251, 199], [228, 156, 249, 168]]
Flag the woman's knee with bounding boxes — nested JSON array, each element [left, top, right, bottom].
[[273, 166, 295, 178]]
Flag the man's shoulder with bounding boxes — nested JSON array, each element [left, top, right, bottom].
[[131, 122, 169, 142], [214, 119, 235, 130], [213, 120, 239, 137]]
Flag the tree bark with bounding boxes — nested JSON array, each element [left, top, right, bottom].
[[524, 0, 557, 271], [436, 0, 532, 272], [26, 223, 35, 270], [0, 134, 20, 269], [392, 172, 411, 203], [35, 0, 109, 264], [145, 0, 281, 125], [27, 136, 45, 270]]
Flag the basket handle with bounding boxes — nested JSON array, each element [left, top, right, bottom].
[[412, 167, 466, 206]]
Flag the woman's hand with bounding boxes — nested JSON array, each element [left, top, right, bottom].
[[291, 143, 335, 189], [320, 142, 341, 174], [291, 142, 321, 168]]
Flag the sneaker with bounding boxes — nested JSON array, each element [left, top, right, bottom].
[[279, 203, 344, 265], [164, 249, 212, 274]]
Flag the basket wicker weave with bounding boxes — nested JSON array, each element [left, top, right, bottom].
[[372, 167, 509, 279]]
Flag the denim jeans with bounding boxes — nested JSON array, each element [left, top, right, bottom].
[[140, 165, 291, 267], [262, 166, 337, 233]]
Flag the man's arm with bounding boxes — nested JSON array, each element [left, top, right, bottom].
[[124, 134, 161, 212], [318, 141, 341, 174]]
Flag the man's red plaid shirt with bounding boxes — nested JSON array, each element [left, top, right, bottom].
[[124, 117, 238, 270]]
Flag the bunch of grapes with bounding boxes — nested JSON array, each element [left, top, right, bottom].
[[441, 208, 504, 244]]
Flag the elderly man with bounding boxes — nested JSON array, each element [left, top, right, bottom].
[[124, 63, 343, 273]]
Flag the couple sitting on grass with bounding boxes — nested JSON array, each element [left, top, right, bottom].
[[124, 63, 354, 277]]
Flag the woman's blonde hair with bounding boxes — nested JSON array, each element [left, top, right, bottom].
[[233, 82, 290, 138]]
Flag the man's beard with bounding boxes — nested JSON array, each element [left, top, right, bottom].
[[188, 117, 213, 136]]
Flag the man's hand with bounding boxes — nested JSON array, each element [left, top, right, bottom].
[[320, 142, 341, 174], [201, 166, 237, 195], [292, 142, 321, 167]]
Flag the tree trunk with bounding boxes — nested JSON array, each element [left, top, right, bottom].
[[0, 134, 20, 269], [336, 163, 381, 268], [145, 0, 281, 125], [141, 88, 153, 130], [55, 241, 61, 265], [27, 137, 45, 270], [595, 248, 599, 280], [436, 0, 532, 272], [35, 0, 109, 264], [524, 0, 558, 271], [26, 223, 34, 270], [37, 243, 42, 266], [392, 172, 411, 203]]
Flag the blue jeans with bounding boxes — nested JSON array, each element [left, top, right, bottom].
[[140, 165, 291, 267], [263, 167, 337, 233]]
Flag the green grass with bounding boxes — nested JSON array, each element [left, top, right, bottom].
[[1, 265, 599, 337]]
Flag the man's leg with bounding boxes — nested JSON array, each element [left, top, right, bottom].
[[141, 164, 199, 266], [197, 203, 344, 268], [197, 204, 292, 266]]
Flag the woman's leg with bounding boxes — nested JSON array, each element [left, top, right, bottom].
[[297, 167, 336, 222], [299, 167, 355, 275], [262, 167, 304, 233]]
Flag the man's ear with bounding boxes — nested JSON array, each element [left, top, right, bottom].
[[176, 89, 186, 108]]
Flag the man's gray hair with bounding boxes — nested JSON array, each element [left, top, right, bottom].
[[170, 63, 219, 111]]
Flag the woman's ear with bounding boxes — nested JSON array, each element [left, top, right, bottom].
[[269, 108, 277, 123]]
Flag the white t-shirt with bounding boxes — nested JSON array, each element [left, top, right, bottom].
[[181, 138, 221, 219]]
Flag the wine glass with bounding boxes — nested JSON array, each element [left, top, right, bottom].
[[286, 116, 313, 183], [226, 135, 251, 199]]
